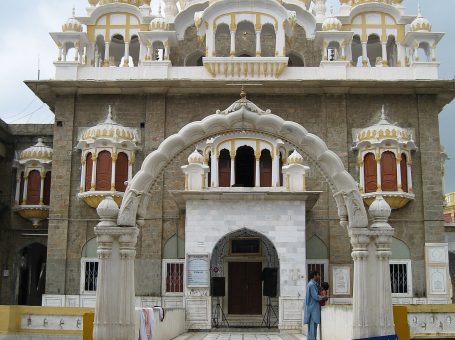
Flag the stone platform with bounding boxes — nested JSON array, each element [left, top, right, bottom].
[[174, 331, 306, 340]]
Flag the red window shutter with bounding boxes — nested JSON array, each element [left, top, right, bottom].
[[115, 152, 129, 192], [19, 172, 25, 204], [363, 153, 377, 193], [400, 153, 408, 193], [27, 170, 41, 205], [218, 149, 231, 187], [381, 151, 398, 192], [260, 149, 272, 187], [96, 151, 112, 191], [85, 153, 93, 192], [43, 171, 51, 205]]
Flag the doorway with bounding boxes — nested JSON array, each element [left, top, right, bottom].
[[234, 146, 255, 187], [228, 261, 262, 315], [17, 243, 47, 306]]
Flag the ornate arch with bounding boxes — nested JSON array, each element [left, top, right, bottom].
[[117, 94, 368, 230]]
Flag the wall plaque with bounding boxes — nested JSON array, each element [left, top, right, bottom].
[[187, 254, 209, 288]]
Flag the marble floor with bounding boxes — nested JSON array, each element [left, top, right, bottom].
[[173, 331, 307, 340]]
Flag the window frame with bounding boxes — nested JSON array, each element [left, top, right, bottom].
[[307, 259, 329, 284], [389, 259, 412, 298], [80, 257, 99, 295], [162, 259, 185, 296]]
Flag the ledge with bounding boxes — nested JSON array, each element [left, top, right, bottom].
[[362, 191, 415, 209], [170, 188, 321, 211], [77, 191, 124, 208]]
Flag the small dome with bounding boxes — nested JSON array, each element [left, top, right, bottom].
[[287, 150, 304, 165], [188, 149, 204, 164], [356, 106, 413, 144], [322, 13, 342, 31], [62, 8, 83, 33], [150, 17, 168, 31], [411, 6, 432, 32], [19, 138, 53, 163], [80, 106, 138, 143]]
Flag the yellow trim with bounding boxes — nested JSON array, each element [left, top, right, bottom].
[[345, 12, 405, 43], [87, 12, 142, 43], [214, 11, 278, 33], [215, 138, 275, 159]]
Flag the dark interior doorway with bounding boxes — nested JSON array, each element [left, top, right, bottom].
[[17, 243, 47, 306], [234, 146, 255, 187]]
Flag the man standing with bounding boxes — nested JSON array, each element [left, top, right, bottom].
[[304, 271, 327, 340]]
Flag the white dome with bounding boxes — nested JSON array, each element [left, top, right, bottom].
[[411, 7, 432, 32], [80, 107, 138, 143], [322, 15, 342, 31], [287, 150, 304, 165], [188, 149, 204, 164], [62, 8, 83, 32], [19, 138, 53, 164]]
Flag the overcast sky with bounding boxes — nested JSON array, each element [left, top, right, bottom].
[[1, 0, 454, 192]]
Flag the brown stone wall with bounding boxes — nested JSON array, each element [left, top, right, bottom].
[[36, 90, 445, 300]]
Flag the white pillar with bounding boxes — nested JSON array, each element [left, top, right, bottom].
[[58, 44, 63, 61], [272, 153, 279, 187], [63, 48, 68, 62], [104, 42, 110, 66], [80, 158, 86, 192], [111, 153, 117, 191], [123, 42, 130, 67], [255, 31, 261, 57], [431, 47, 436, 62], [230, 156, 235, 186], [230, 30, 236, 56], [381, 42, 387, 66], [362, 42, 368, 67], [359, 159, 365, 193], [407, 158, 413, 192], [376, 153, 381, 191], [22, 175, 29, 205], [164, 40, 170, 60], [397, 44, 405, 66], [128, 160, 133, 182], [91, 154, 97, 190], [74, 42, 80, 62], [148, 42, 154, 61], [255, 157, 260, 187], [93, 197, 139, 340], [39, 172, 45, 205], [212, 153, 218, 187], [15, 174, 21, 205]]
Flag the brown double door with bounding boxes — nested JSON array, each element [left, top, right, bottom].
[[228, 262, 262, 315]]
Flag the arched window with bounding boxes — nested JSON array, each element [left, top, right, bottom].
[[417, 42, 431, 62], [153, 41, 165, 61], [386, 35, 397, 67], [27, 170, 41, 205], [110, 34, 125, 67], [260, 149, 272, 187], [400, 153, 408, 193], [81, 238, 98, 293], [218, 149, 231, 187], [43, 171, 51, 205], [215, 24, 230, 57], [85, 153, 93, 192], [260, 24, 276, 57], [381, 151, 397, 191], [367, 34, 381, 67], [390, 237, 411, 295], [95, 35, 106, 67], [279, 152, 284, 186], [235, 21, 255, 57], [96, 151, 112, 191], [235, 146, 255, 187], [115, 152, 129, 192], [207, 151, 211, 187], [129, 35, 140, 66], [351, 35, 362, 66], [19, 171, 25, 204], [306, 235, 329, 283], [364, 153, 377, 193]]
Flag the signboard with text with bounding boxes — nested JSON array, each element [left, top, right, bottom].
[[187, 254, 209, 288]]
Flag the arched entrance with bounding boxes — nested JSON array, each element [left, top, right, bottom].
[[234, 146, 255, 187], [94, 93, 394, 339], [211, 229, 279, 326], [17, 243, 47, 306]]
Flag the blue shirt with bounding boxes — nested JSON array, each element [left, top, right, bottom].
[[304, 279, 321, 324]]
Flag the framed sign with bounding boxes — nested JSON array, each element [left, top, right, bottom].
[[187, 254, 210, 288]]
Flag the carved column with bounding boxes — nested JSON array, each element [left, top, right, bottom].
[[93, 196, 139, 340], [15, 174, 21, 205], [91, 154, 97, 190], [39, 172, 45, 205], [22, 174, 29, 204]]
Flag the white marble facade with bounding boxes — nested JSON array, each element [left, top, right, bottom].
[[183, 196, 308, 331]]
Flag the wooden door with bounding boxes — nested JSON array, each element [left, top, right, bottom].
[[27, 170, 41, 205], [228, 262, 262, 315], [115, 152, 128, 192], [96, 151, 112, 191], [381, 151, 397, 191], [363, 153, 377, 193], [218, 149, 231, 187], [260, 149, 272, 187]]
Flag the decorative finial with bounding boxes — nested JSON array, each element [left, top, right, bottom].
[[240, 85, 246, 99], [158, 0, 162, 17], [106, 105, 113, 122], [381, 105, 386, 121], [72, 6, 76, 17], [417, 0, 422, 17], [37, 138, 43, 144], [330, 5, 334, 16]]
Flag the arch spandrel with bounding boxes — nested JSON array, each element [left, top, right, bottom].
[[117, 96, 368, 229]]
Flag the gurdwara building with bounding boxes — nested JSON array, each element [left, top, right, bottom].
[[1, 0, 455, 333]]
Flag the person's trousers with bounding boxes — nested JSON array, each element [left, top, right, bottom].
[[308, 321, 318, 340]]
